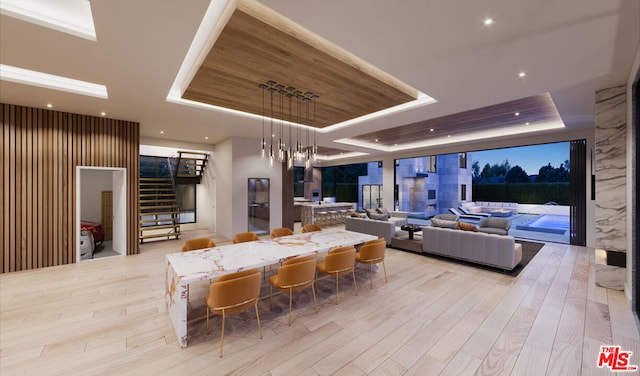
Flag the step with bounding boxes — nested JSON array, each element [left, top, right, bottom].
[[140, 193, 176, 198], [139, 184, 172, 187], [140, 219, 179, 225], [139, 188, 174, 193], [139, 205, 179, 211], [177, 151, 209, 157], [139, 224, 180, 230], [139, 232, 181, 241], [140, 178, 173, 182], [140, 199, 177, 204], [139, 210, 180, 217]]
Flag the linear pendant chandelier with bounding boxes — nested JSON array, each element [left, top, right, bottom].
[[259, 81, 318, 169]]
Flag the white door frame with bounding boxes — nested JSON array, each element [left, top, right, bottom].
[[76, 166, 127, 262]]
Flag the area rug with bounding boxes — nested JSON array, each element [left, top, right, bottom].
[[418, 240, 544, 277]]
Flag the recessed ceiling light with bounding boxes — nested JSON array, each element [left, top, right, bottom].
[[515, 112, 520, 116], [205, 136, 209, 140], [430, 128, 434, 132], [160, 131, 164, 134], [518, 71, 527, 78], [100, 111, 106, 116], [484, 18, 494, 26], [447, 135, 451, 138], [526, 122, 530, 125], [46, 103, 52, 108], [375, 139, 379, 142]]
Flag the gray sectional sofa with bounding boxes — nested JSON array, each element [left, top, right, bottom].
[[421, 226, 522, 270], [344, 215, 406, 245]]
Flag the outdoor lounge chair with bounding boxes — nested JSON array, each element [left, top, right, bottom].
[[449, 208, 485, 221]]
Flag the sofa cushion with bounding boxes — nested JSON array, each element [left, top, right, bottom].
[[369, 212, 388, 221], [377, 207, 390, 218], [431, 218, 458, 229], [434, 214, 459, 222], [457, 221, 478, 232]]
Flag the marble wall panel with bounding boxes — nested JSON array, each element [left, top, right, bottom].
[[595, 85, 627, 252]]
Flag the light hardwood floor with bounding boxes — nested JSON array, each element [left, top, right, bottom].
[[1, 228, 639, 375]]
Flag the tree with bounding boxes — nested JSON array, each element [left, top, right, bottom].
[[505, 165, 530, 183], [472, 160, 480, 178], [536, 163, 570, 182]]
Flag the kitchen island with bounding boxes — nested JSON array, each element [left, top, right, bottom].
[[300, 202, 354, 226]]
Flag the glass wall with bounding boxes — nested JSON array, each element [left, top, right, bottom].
[[394, 142, 570, 219], [321, 161, 381, 210], [140, 155, 196, 224]]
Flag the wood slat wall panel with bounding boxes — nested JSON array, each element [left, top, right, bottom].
[[0, 103, 140, 272]]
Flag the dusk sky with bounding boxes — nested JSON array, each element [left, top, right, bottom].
[[469, 142, 570, 176]]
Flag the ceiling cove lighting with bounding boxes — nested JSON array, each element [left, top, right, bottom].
[[167, 0, 436, 133], [0, 64, 108, 99], [0, 0, 97, 41], [334, 120, 565, 152]]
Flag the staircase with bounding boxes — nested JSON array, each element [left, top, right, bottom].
[[170, 151, 208, 184], [138, 178, 180, 243]]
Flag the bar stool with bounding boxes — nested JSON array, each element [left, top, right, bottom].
[[328, 210, 338, 226], [338, 209, 349, 224], [315, 211, 329, 226]]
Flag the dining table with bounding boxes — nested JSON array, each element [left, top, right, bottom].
[[165, 228, 378, 348]]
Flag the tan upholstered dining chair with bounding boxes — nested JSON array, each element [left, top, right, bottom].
[[269, 255, 318, 326], [316, 245, 357, 304], [205, 268, 262, 358], [270, 227, 293, 238], [232, 232, 259, 244], [181, 237, 216, 251], [355, 238, 388, 288], [180, 237, 216, 300], [301, 224, 322, 233]]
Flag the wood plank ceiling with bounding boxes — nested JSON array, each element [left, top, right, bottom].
[[350, 93, 562, 147], [182, 0, 417, 129]]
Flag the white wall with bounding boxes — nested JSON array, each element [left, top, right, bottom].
[[80, 169, 113, 222], [214, 138, 233, 238], [214, 137, 283, 239]]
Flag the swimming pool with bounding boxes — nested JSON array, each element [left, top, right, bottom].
[[515, 214, 569, 234]]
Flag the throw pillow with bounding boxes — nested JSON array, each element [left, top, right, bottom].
[[369, 212, 388, 221], [431, 218, 458, 228], [349, 211, 361, 218], [376, 207, 390, 218], [365, 208, 375, 219], [439, 219, 458, 229], [457, 221, 478, 232]]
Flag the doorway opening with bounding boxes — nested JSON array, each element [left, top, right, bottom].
[[76, 167, 127, 262]]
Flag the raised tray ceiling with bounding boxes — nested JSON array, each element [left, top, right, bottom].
[[182, 0, 418, 129]]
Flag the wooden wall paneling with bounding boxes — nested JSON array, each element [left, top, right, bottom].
[[16, 106, 23, 271], [44, 109, 51, 267], [69, 114, 74, 263], [36, 109, 42, 268], [25, 107, 32, 269], [2, 104, 8, 273], [1, 103, 140, 272], [52, 110, 59, 266]]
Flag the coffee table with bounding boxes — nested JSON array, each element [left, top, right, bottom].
[[401, 224, 422, 240]]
